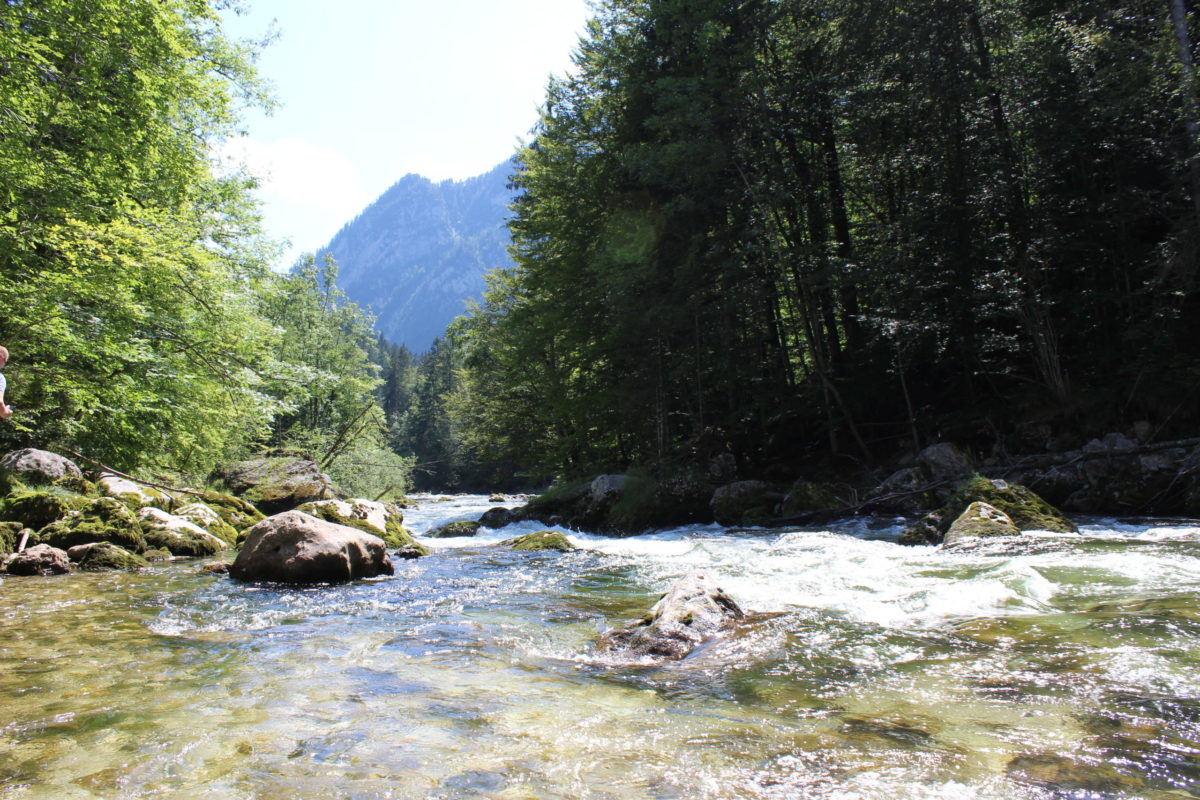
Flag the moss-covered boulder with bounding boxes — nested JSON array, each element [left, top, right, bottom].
[[710, 480, 781, 526], [143, 547, 173, 562], [296, 499, 427, 554], [97, 474, 174, 512], [68, 542, 149, 571], [194, 490, 264, 532], [0, 521, 22, 554], [428, 520, 481, 539], [901, 475, 1076, 545], [39, 497, 147, 553], [213, 451, 336, 515], [137, 507, 228, 556], [599, 571, 744, 659], [0, 489, 88, 531], [942, 502, 1021, 548], [173, 502, 239, 545], [501, 530, 575, 552]]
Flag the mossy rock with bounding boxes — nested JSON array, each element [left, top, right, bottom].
[[174, 502, 239, 545], [901, 475, 1075, 545], [70, 542, 149, 572], [39, 497, 147, 553], [501, 530, 575, 552], [98, 475, 174, 512], [428, 520, 481, 538], [138, 508, 228, 557], [143, 547, 173, 562], [195, 490, 265, 532], [0, 521, 25, 554], [0, 466, 26, 496], [942, 502, 1021, 548], [296, 500, 428, 554], [0, 489, 89, 531]]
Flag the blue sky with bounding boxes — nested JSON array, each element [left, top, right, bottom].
[[217, 0, 592, 268]]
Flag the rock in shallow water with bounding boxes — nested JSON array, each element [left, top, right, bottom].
[[599, 571, 744, 659], [230, 510, 394, 584]]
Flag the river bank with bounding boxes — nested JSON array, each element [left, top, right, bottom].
[[2, 493, 1198, 798]]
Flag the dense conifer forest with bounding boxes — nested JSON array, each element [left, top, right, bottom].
[[427, 0, 1200, 489]]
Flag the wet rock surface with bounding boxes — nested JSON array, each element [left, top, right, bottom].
[[600, 571, 744, 659], [230, 510, 395, 584]]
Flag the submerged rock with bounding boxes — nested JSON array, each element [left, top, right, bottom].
[[941, 501, 1021, 548], [229, 510, 395, 584], [4, 543, 71, 575], [600, 571, 744, 659], [68, 542, 149, 571], [501, 530, 574, 552], [137, 507, 228, 556]]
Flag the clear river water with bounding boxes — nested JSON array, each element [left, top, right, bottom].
[[1, 494, 1198, 799]]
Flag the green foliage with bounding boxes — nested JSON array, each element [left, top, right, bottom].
[[451, 0, 1200, 482]]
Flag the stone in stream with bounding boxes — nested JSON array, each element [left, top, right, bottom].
[[229, 510, 394, 584], [67, 542, 149, 571], [295, 498, 426, 553], [599, 571, 745, 659], [4, 543, 71, 575], [501, 530, 574, 552], [941, 501, 1021, 548], [478, 507, 514, 529], [428, 520, 481, 538]]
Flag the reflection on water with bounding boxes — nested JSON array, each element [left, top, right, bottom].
[[1, 495, 1198, 798]]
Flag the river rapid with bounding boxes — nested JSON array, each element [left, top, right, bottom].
[[1, 494, 1198, 799]]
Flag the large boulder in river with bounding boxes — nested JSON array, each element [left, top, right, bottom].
[[479, 507, 514, 529], [0, 448, 83, 486], [213, 451, 335, 515], [901, 475, 1076, 545], [600, 571, 745, 659], [4, 543, 71, 575], [501, 530, 574, 552], [296, 498, 427, 553], [941, 502, 1021, 548], [137, 507, 228, 556], [230, 510, 395, 584]]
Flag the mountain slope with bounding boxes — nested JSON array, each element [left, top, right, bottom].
[[319, 160, 516, 351]]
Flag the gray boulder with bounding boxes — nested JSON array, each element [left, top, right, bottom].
[[5, 543, 71, 575], [137, 507, 229, 556], [600, 571, 744, 659], [1, 449, 83, 485], [230, 510, 394, 583], [479, 507, 514, 529], [590, 474, 628, 505]]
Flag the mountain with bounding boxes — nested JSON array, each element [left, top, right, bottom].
[[319, 160, 517, 352]]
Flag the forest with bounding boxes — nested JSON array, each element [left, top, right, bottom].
[[419, 0, 1200, 490], [0, 0, 408, 497], [3, 0, 1199, 498]]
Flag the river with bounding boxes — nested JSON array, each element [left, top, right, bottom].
[[1, 494, 1198, 799]]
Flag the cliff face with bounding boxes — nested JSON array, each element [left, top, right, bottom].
[[320, 160, 515, 352]]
